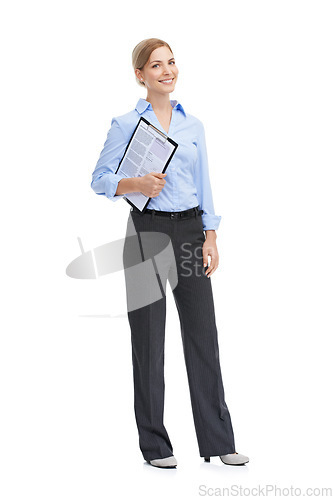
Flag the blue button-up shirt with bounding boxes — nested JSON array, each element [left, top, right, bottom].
[[91, 98, 221, 230]]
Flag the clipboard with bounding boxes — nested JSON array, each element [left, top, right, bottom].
[[115, 116, 178, 212]]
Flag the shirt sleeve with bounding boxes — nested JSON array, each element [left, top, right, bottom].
[[91, 118, 129, 202], [193, 120, 222, 231]]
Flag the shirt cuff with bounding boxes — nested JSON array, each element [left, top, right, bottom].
[[202, 214, 222, 231], [105, 173, 127, 202]]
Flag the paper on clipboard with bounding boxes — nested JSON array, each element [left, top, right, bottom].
[[115, 117, 178, 212]]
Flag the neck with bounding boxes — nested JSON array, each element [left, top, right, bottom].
[[145, 93, 173, 112]]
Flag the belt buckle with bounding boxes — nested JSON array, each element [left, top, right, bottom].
[[170, 213, 176, 219]]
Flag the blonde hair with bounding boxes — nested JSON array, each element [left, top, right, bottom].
[[132, 38, 173, 87]]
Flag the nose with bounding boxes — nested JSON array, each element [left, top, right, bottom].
[[162, 64, 172, 75]]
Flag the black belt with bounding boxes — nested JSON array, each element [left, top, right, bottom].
[[131, 205, 203, 219]]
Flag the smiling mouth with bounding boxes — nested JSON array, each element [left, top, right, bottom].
[[159, 78, 175, 84]]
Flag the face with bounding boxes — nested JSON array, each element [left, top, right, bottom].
[[136, 46, 179, 96]]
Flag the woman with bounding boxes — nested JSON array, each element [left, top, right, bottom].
[[91, 38, 249, 469]]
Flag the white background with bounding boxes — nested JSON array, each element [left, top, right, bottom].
[[1, 0, 333, 498]]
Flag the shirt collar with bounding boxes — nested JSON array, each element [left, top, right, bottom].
[[135, 97, 186, 117]]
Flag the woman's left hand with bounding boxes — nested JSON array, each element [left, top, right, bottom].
[[202, 232, 219, 277]]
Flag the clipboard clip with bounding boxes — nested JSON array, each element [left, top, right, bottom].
[[148, 124, 167, 143]]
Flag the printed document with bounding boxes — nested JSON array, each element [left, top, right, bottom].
[[115, 117, 178, 212]]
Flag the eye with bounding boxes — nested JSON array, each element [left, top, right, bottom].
[[152, 61, 175, 68]]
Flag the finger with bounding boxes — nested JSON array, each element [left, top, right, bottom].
[[205, 256, 218, 276], [204, 252, 215, 269], [205, 263, 214, 276], [206, 264, 218, 277], [205, 263, 218, 277], [202, 252, 209, 268]]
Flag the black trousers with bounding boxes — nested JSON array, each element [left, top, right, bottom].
[[122, 206, 236, 461]]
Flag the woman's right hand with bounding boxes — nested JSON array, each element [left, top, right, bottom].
[[137, 172, 167, 198]]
